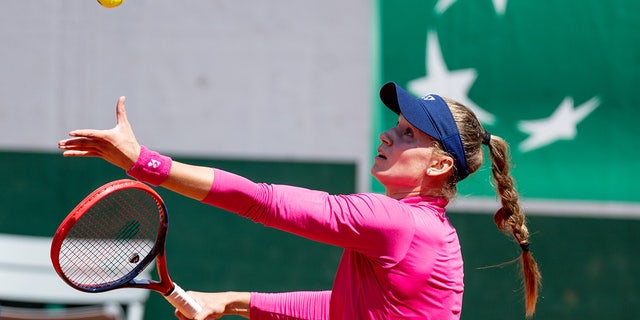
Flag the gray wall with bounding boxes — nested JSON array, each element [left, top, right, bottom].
[[0, 0, 372, 190]]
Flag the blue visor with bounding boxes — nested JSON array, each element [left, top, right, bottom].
[[379, 82, 470, 181]]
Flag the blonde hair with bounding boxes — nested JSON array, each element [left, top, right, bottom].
[[442, 97, 542, 318]]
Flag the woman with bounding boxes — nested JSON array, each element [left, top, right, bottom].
[[58, 82, 541, 319]]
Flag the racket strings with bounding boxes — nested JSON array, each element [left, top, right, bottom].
[[58, 188, 164, 289]]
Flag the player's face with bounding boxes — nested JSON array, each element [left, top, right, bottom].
[[371, 115, 442, 197]]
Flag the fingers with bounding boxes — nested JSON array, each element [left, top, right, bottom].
[[173, 291, 227, 320], [66, 129, 110, 140], [57, 95, 140, 171], [174, 310, 188, 320], [115, 96, 129, 127], [60, 150, 99, 157], [174, 309, 221, 320], [59, 136, 102, 150], [58, 136, 110, 157]]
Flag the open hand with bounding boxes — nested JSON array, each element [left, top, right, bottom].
[[58, 96, 141, 170]]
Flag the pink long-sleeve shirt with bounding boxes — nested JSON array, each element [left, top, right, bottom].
[[202, 169, 464, 319]]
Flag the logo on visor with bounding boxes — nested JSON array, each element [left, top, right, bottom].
[[422, 95, 436, 101]]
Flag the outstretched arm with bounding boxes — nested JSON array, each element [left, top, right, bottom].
[[58, 96, 214, 200], [59, 98, 335, 320]]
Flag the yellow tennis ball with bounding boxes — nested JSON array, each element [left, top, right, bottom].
[[97, 0, 124, 8]]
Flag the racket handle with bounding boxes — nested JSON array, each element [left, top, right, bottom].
[[165, 283, 203, 318]]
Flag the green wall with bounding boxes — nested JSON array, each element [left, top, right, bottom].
[[374, 0, 640, 203], [451, 212, 640, 319]]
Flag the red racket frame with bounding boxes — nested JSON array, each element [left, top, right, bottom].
[[50, 179, 174, 295]]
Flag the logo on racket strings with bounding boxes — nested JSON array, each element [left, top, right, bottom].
[[116, 220, 141, 240]]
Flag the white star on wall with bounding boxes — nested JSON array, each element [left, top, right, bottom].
[[517, 96, 600, 152], [492, 0, 507, 15], [434, 0, 457, 14], [408, 31, 496, 125], [435, 0, 508, 15]]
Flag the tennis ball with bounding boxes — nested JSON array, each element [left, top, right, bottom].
[[97, 0, 124, 8]]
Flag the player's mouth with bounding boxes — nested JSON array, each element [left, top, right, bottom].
[[376, 148, 387, 160]]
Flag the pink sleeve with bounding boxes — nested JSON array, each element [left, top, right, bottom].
[[201, 168, 261, 214], [250, 291, 331, 320], [202, 169, 415, 263]]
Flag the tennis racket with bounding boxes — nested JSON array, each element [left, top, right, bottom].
[[50, 179, 202, 318]]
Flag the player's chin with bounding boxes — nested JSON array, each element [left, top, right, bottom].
[[370, 165, 385, 181], [371, 157, 388, 173]]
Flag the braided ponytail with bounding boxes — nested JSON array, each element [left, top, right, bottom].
[[486, 134, 541, 318], [444, 99, 542, 318]]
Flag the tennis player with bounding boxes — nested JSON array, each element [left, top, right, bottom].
[[58, 82, 541, 319]]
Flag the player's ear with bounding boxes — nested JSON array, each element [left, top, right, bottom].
[[425, 155, 454, 177]]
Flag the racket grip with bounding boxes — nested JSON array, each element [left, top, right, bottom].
[[165, 283, 203, 318]]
